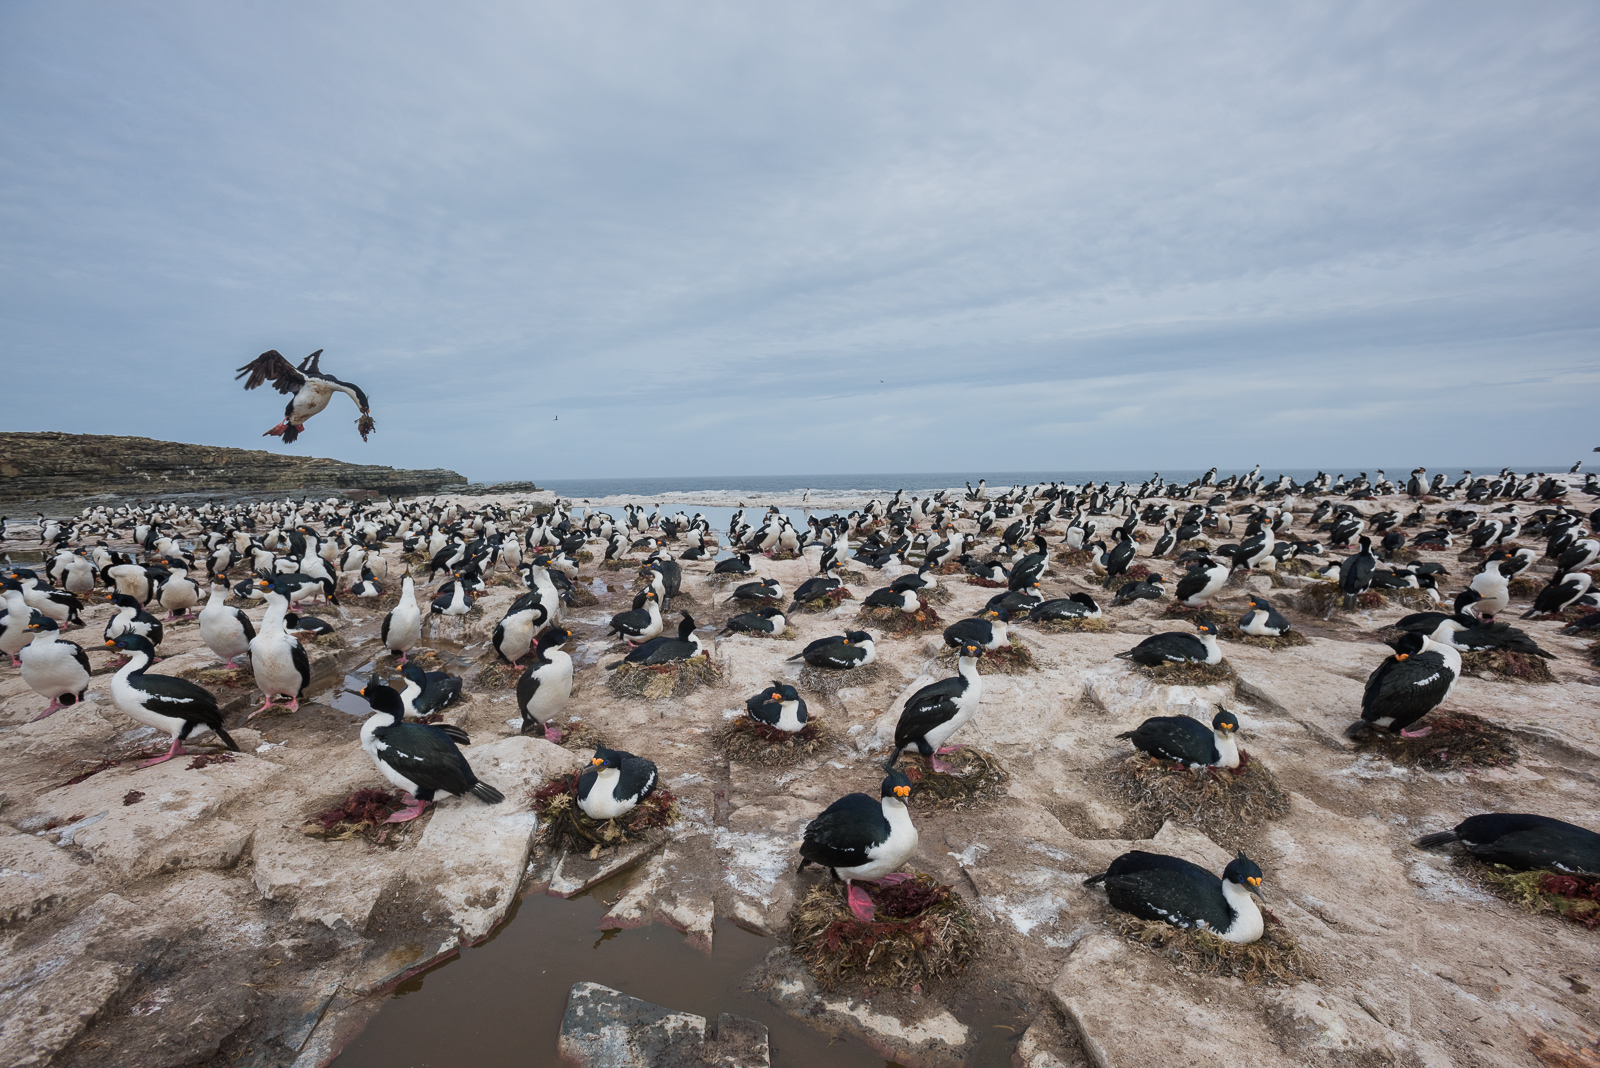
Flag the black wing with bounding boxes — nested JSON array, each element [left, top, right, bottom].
[[1105, 869, 1232, 931], [235, 609, 256, 643], [372, 721, 477, 795], [800, 793, 885, 868], [134, 673, 221, 724], [289, 638, 311, 694], [68, 641, 92, 676], [1362, 651, 1451, 727], [894, 678, 966, 748], [235, 350, 305, 395]]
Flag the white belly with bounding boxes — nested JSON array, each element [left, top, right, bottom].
[[386, 606, 422, 650], [250, 634, 304, 696], [522, 657, 574, 720], [21, 644, 89, 697]]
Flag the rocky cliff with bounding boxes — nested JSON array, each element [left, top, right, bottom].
[[0, 432, 469, 504]]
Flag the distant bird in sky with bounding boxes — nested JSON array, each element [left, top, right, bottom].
[[234, 349, 374, 445]]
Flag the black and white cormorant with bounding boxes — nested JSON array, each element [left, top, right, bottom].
[[1346, 631, 1459, 738], [358, 682, 502, 822], [105, 633, 239, 767], [577, 746, 659, 820], [1084, 849, 1265, 944], [943, 606, 1010, 651], [20, 616, 91, 721], [517, 628, 573, 741], [235, 348, 375, 445], [788, 630, 877, 669], [1415, 813, 1599, 873], [722, 605, 787, 635], [885, 641, 984, 772], [1111, 574, 1165, 606], [1237, 593, 1291, 637], [730, 577, 784, 604], [1523, 572, 1593, 618], [381, 573, 423, 664], [400, 661, 463, 718], [798, 770, 919, 921], [1029, 593, 1103, 621], [1119, 708, 1240, 769], [605, 611, 703, 669], [198, 583, 255, 668], [1115, 618, 1222, 665], [248, 579, 311, 718], [790, 558, 844, 610], [1339, 536, 1376, 609], [1174, 556, 1230, 607], [745, 681, 809, 733]]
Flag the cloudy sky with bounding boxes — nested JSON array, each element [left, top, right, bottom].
[[3, 2, 1596, 481]]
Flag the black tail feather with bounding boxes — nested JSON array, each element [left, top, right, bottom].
[[1083, 871, 1109, 887], [215, 726, 240, 752], [1414, 830, 1460, 849], [471, 781, 505, 804]]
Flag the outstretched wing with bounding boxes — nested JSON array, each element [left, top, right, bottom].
[[235, 350, 305, 395]]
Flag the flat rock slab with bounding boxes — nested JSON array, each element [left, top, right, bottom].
[[0, 957, 134, 1068], [250, 826, 405, 932], [541, 832, 669, 899], [602, 831, 716, 951], [557, 981, 769, 1068], [1079, 662, 1230, 724], [748, 948, 971, 1068], [0, 823, 104, 926], [713, 795, 821, 936], [22, 754, 282, 877], [408, 735, 580, 942]]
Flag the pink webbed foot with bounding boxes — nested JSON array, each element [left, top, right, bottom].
[[247, 700, 275, 721], [846, 884, 877, 922], [385, 796, 429, 823], [543, 723, 564, 744], [929, 757, 954, 774], [876, 873, 913, 886], [264, 423, 288, 437], [287, 698, 300, 713], [139, 739, 185, 768], [223, 657, 237, 669], [9, 657, 19, 669], [935, 744, 965, 754], [1399, 725, 1433, 738], [31, 699, 63, 722]]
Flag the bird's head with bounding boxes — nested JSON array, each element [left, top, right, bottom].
[[1386, 631, 1428, 660], [1223, 850, 1266, 899], [106, 632, 155, 656], [1212, 708, 1239, 734], [881, 769, 913, 802]]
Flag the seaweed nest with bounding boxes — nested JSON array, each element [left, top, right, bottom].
[[1348, 711, 1519, 769], [897, 748, 1008, 809], [1391, 587, 1440, 609], [598, 557, 632, 571], [859, 602, 942, 635], [542, 718, 607, 752], [299, 632, 345, 648], [1163, 600, 1221, 619], [1055, 548, 1094, 567], [1102, 564, 1152, 591], [936, 637, 1037, 675], [1388, 546, 1423, 564], [766, 549, 803, 561], [301, 787, 411, 845], [1460, 648, 1555, 684], [575, 550, 594, 563], [798, 660, 893, 698], [1175, 539, 1212, 552], [530, 772, 678, 857], [1299, 581, 1386, 615], [605, 655, 723, 699], [792, 587, 856, 613], [1275, 557, 1324, 577], [1036, 615, 1112, 633], [477, 658, 526, 689], [179, 666, 255, 688], [1219, 626, 1308, 650], [1115, 913, 1316, 985], [964, 575, 1007, 589], [1134, 659, 1235, 685], [1102, 751, 1288, 848], [564, 582, 600, 608], [788, 874, 981, 991], [1481, 867, 1600, 930], [932, 561, 964, 575], [837, 568, 869, 587], [1506, 575, 1544, 599], [712, 716, 830, 767]]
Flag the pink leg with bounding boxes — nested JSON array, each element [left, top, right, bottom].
[[9, 657, 19, 668], [1400, 725, 1433, 738], [287, 697, 300, 713], [265, 422, 288, 436], [935, 744, 965, 754], [543, 723, 564, 744], [223, 657, 237, 669], [929, 756, 954, 774], [139, 738, 186, 768], [846, 884, 877, 922], [248, 699, 275, 720], [31, 698, 64, 722], [385, 795, 430, 823], [877, 873, 912, 886], [397, 651, 408, 665]]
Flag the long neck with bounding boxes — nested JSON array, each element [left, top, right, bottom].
[[958, 654, 983, 694], [263, 594, 290, 630], [1212, 729, 1240, 769], [1219, 880, 1264, 943], [1201, 632, 1220, 663], [118, 649, 152, 678]]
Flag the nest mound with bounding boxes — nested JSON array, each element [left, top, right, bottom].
[[1460, 648, 1556, 684], [937, 637, 1037, 675], [477, 658, 525, 689], [1507, 576, 1544, 599], [1220, 627, 1308, 650], [541, 719, 607, 752], [1103, 752, 1288, 849], [574, 550, 594, 563], [1299, 581, 1386, 615], [798, 660, 893, 698], [1115, 913, 1315, 984], [789, 874, 981, 991], [1134, 659, 1235, 685], [914, 584, 953, 605], [728, 625, 796, 641], [1037, 616, 1112, 633], [1389, 546, 1423, 564], [300, 632, 345, 648], [1102, 565, 1152, 591], [964, 575, 1007, 589], [859, 603, 942, 635], [301, 788, 412, 845], [1275, 557, 1323, 577], [1175, 539, 1212, 552], [766, 549, 803, 561], [1391, 587, 1440, 609], [1348, 711, 1519, 769], [838, 569, 869, 587], [605, 655, 723, 699], [713, 717, 831, 767], [598, 558, 632, 571], [179, 666, 254, 688], [1162, 600, 1221, 619], [1481, 867, 1600, 930], [792, 588, 856, 614], [531, 772, 678, 857], [564, 583, 600, 608], [932, 561, 964, 576], [898, 748, 1008, 809]]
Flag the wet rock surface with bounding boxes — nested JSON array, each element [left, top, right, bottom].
[[558, 981, 769, 1068], [3, 490, 1600, 1067]]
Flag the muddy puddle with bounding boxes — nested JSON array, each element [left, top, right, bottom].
[[331, 870, 897, 1068]]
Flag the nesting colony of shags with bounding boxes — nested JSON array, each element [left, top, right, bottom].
[[4, 460, 1600, 1062]]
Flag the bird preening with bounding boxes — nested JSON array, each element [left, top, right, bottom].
[[235, 348, 375, 445]]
